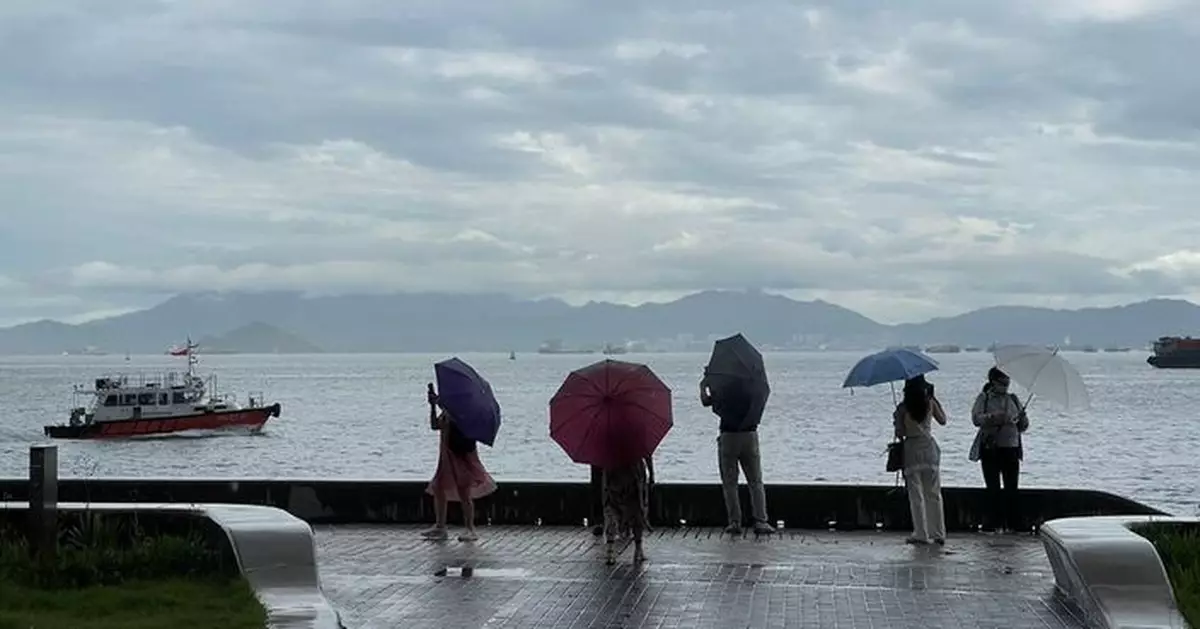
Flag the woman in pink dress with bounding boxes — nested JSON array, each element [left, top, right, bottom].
[[421, 385, 497, 542]]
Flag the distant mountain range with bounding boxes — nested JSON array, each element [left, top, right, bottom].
[[197, 322, 322, 354], [1, 290, 1198, 354]]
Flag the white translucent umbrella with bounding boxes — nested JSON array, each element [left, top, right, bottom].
[[991, 344, 1090, 411]]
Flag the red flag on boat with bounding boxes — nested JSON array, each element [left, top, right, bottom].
[[167, 338, 197, 356]]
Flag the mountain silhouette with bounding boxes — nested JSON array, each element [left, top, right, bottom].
[[198, 321, 322, 354], [0, 290, 1195, 353], [890, 299, 1200, 348]]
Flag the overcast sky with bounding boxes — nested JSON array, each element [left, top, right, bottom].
[[2, 0, 1200, 326]]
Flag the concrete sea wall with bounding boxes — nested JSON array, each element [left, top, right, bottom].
[[0, 478, 1166, 531]]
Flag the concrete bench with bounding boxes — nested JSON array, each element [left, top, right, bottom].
[[0, 501, 343, 629], [1041, 515, 1195, 629]]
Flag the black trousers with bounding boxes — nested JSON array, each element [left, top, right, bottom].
[[979, 447, 1022, 531]]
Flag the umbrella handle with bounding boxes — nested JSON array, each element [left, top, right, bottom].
[[1017, 350, 1055, 411], [427, 383, 439, 430], [1018, 392, 1036, 424]]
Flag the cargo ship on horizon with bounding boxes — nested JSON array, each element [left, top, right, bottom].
[[1147, 336, 1200, 368], [537, 339, 596, 355]]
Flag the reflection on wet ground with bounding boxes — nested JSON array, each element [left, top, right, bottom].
[[316, 525, 1090, 629]]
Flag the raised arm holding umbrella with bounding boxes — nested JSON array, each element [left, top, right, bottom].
[[421, 357, 501, 542]]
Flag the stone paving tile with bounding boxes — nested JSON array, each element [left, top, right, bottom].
[[315, 525, 1089, 629]]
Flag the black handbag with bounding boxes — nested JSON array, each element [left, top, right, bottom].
[[886, 439, 904, 472]]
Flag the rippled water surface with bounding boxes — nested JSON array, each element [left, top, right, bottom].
[[1, 352, 1196, 515]]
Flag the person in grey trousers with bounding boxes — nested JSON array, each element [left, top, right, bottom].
[[701, 375, 775, 535]]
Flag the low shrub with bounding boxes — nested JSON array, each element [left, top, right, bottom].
[[0, 578, 266, 629], [1135, 522, 1200, 627], [0, 510, 238, 588]]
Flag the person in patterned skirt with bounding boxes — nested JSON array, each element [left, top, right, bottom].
[[602, 456, 654, 564]]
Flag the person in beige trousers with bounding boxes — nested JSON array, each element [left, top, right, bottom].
[[701, 376, 775, 536], [893, 374, 947, 545]]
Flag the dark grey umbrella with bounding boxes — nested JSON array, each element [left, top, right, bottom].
[[703, 333, 770, 429]]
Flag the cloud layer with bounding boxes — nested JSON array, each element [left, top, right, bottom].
[[3, 0, 1200, 325]]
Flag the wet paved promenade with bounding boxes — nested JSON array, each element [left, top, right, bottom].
[[315, 525, 1090, 629]]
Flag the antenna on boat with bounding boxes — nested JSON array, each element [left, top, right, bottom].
[[183, 336, 200, 376]]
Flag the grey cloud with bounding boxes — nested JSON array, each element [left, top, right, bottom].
[[935, 251, 1147, 296], [1059, 19, 1200, 141], [0, 39, 687, 177], [907, 10, 1200, 144], [3, 0, 1200, 325]]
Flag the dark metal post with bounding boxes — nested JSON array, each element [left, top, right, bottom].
[[28, 445, 58, 563]]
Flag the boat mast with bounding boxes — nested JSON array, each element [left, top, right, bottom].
[[184, 336, 199, 378]]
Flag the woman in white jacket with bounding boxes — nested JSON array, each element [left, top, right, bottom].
[[893, 375, 948, 545]]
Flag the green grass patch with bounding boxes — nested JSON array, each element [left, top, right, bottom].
[[0, 512, 266, 628], [0, 578, 266, 629], [1135, 522, 1200, 627]]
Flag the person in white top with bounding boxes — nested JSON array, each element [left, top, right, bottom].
[[893, 375, 948, 545]]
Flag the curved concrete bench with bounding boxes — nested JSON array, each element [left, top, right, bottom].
[[0, 502, 344, 629], [1040, 515, 1195, 629]]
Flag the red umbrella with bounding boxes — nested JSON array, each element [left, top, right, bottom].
[[549, 359, 673, 468]]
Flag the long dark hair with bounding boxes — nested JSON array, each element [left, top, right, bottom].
[[902, 375, 931, 422]]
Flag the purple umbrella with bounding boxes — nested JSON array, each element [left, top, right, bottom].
[[433, 357, 502, 446]]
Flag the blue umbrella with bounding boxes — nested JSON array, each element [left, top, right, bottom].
[[433, 357, 502, 447], [842, 348, 939, 389]]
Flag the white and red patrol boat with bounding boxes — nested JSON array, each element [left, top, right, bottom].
[[43, 340, 281, 439]]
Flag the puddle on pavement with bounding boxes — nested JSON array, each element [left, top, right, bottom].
[[434, 566, 529, 579], [471, 568, 529, 578]]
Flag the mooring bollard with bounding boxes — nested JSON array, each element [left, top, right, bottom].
[[28, 445, 58, 563]]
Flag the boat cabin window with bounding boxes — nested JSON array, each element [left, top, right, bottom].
[[159, 393, 169, 405], [121, 394, 137, 406], [137, 393, 156, 406], [172, 392, 188, 405], [103, 395, 118, 407]]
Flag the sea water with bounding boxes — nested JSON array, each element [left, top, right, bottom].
[[0, 351, 1195, 515]]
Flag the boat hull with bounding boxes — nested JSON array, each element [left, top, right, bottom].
[[1147, 355, 1200, 369], [44, 403, 281, 440]]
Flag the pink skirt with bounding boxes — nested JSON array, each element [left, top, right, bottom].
[[426, 449, 497, 502]]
